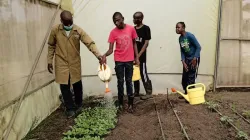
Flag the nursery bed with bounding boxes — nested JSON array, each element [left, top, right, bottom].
[[24, 92, 250, 140]]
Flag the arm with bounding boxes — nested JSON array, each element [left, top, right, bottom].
[[138, 40, 149, 57], [180, 47, 186, 64], [100, 43, 114, 65], [179, 39, 185, 61], [133, 39, 139, 59], [104, 31, 115, 57], [180, 47, 185, 62], [178, 39, 189, 72], [100, 31, 115, 64], [138, 26, 151, 57], [132, 28, 139, 64], [190, 34, 201, 58], [47, 29, 56, 64], [47, 29, 56, 73], [104, 43, 114, 57], [180, 43, 188, 71], [79, 29, 102, 60]]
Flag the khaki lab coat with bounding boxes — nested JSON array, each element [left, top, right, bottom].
[[47, 24, 101, 84]]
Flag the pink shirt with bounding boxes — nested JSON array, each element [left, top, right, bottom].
[[108, 24, 138, 62]]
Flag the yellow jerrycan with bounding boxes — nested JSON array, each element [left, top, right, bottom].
[[132, 65, 141, 81], [171, 83, 206, 105]]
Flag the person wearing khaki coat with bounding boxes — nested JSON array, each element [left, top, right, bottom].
[[47, 10, 102, 118]]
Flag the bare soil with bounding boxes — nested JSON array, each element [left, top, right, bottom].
[[168, 93, 234, 140], [24, 92, 250, 140]]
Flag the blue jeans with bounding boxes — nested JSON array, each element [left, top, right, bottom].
[[115, 61, 134, 105]]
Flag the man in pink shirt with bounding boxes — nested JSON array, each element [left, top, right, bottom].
[[102, 12, 140, 113]]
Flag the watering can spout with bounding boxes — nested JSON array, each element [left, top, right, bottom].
[[171, 88, 189, 102], [105, 82, 111, 93]]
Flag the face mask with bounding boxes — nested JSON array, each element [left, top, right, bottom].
[[63, 24, 73, 31]]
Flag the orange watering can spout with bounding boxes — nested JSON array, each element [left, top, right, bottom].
[[171, 88, 177, 93], [105, 88, 111, 93], [171, 83, 206, 105], [171, 88, 190, 102], [105, 82, 111, 93]]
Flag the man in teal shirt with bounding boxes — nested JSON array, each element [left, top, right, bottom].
[[176, 22, 201, 99]]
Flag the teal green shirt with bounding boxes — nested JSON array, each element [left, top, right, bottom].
[[179, 32, 201, 60]]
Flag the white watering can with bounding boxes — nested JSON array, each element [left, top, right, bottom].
[[98, 64, 112, 93]]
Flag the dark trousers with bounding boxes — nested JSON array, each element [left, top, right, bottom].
[[134, 62, 152, 94], [60, 76, 83, 111], [182, 58, 200, 94], [115, 61, 134, 106]]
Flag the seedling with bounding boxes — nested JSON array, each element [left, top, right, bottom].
[[62, 99, 118, 140], [220, 116, 233, 126], [231, 103, 237, 112], [62, 136, 103, 140], [235, 120, 241, 128], [204, 101, 220, 112], [236, 131, 249, 140], [242, 110, 250, 119]]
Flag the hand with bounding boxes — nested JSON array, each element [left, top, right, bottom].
[[97, 56, 102, 64], [182, 61, 188, 72], [191, 58, 197, 69], [135, 58, 140, 66], [100, 55, 107, 64], [48, 64, 53, 74]]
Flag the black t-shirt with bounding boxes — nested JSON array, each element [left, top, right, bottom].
[[135, 25, 151, 62]]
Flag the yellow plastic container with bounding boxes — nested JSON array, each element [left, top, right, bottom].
[[186, 83, 206, 105], [172, 83, 206, 105], [132, 65, 141, 81]]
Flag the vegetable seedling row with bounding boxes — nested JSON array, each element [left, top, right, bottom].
[[205, 101, 249, 140]]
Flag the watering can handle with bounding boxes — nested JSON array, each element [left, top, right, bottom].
[[100, 64, 106, 70], [187, 83, 206, 93]]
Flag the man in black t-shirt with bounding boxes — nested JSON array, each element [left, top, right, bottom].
[[133, 11, 153, 100]]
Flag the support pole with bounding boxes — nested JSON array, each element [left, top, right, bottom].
[[213, 0, 223, 92]]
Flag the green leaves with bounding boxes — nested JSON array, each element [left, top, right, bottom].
[[242, 110, 250, 119], [62, 105, 118, 140], [220, 116, 233, 126], [204, 101, 220, 112], [236, 131, 249, 140]]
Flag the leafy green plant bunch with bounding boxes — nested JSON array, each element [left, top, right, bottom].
[[62, 101, 118, 140]]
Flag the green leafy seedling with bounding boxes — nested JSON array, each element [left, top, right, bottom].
[[242, 110, 250, 119], [62, 98, 118, 140], [204, 101, 220, 112], [231, 103, 237, 112], [235, 120, 241, 129], [236, 131, 249, 140], [220, 116, 233, 126]]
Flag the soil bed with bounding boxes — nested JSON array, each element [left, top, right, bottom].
[[168, 93, 234, 140], [24, 92, 250, 140], [207, 92, 250, 138]]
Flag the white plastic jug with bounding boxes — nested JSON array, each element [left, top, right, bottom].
[[98, 64, 112, 82]]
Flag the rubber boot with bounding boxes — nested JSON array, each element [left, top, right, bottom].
[[140, 80, 153, 100], [134, 81, 140, 97], [134, 83, 140, 97], [118, 96, 124, 112], [134, 92, 140, 97], [127, 96, 134, 113]]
